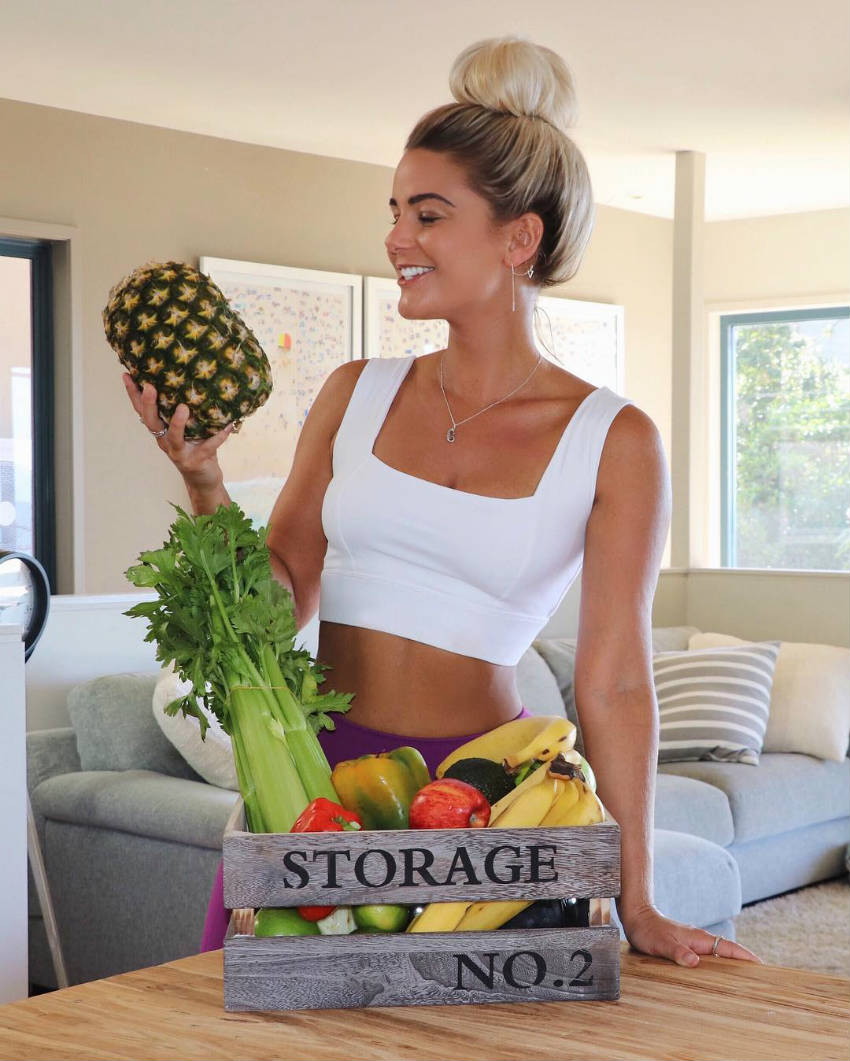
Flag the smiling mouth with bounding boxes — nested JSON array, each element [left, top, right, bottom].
[[396, 263, 435, 284]]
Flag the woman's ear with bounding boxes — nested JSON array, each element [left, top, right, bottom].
[[506, 212, 545, 269]]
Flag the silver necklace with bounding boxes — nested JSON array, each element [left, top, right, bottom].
[[439, 352, 543, 443]]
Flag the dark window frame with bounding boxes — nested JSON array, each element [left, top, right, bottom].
[[720, 304, 850, 570], [0, 237, 56, 589]]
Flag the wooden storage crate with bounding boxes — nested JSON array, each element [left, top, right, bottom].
[[222, 800, 621, 1010]]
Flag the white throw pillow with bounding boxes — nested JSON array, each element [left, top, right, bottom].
[[151, 663, 239, 790], [689, 632, 850, 761]]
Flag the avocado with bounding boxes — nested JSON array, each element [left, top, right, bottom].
[[442, 757, 515, 804]]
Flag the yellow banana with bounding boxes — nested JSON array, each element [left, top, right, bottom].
[[487, 761, 551, 820], [454, 899, 532, 932], [537, 778, 581, 826], [546, 779, 605, 827], [502, 716, 576, 769], [435, 715, 558, 777], [489, 775, 561, 828], [406, 900, 473, 934]]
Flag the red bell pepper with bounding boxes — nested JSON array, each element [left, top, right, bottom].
[[290, 798, 363, 921]]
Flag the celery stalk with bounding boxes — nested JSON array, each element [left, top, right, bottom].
[[125, 503, 353, 833]]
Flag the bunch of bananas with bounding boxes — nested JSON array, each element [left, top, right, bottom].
[[407, 716, 605, 934]]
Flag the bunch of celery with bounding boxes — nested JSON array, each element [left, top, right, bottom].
[[125, 503, 352, 833]]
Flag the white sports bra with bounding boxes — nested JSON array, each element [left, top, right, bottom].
[[319, 356, 634, 666]]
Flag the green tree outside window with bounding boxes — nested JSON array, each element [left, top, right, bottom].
[[723, 310, 850, 571]]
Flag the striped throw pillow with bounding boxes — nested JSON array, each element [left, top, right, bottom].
[[654, 642, 781, 766]]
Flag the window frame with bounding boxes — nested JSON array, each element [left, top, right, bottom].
[[0, 237, 56, 588], [720, 304, 850, 570]]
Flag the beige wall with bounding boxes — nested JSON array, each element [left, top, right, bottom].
[[705, 210, 850, 306]]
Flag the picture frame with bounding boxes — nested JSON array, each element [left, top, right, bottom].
[[199, 256, 362, 526], [363, 275, 448, 359], [535, 295, 625, 392]]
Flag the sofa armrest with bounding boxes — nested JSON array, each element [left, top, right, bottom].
[[27, 727, 81, 795]]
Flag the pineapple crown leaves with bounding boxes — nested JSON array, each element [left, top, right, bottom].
[[125, 502, 351, 738]]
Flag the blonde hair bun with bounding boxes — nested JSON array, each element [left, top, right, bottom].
[[449, 36, 577, 131]]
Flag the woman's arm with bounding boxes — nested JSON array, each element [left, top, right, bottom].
[[574, 404, 760, 966], [124, 362, 366, 627]]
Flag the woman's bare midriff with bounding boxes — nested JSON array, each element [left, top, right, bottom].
[[316, 620, 523, 737]]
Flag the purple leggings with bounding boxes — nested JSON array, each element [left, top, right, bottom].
[[199, 708, 531, 951]]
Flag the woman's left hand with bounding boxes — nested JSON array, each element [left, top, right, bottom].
[[619, 902, 764, 968]]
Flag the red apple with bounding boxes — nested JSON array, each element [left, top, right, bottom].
[[408, 779, 491, 829]]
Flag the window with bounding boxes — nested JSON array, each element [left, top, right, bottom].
[[721, 306, 850, 571], [0, 238, 55, 587]]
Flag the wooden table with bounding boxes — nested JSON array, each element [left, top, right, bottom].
[[0, 945, 847, 1061]]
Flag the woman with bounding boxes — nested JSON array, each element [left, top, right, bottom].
[[126, 37, 760, 968]]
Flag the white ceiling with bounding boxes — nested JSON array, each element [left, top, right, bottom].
[[1, 0, 848, 220]]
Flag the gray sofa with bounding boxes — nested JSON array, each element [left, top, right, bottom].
[[27, 626, 849, 988]]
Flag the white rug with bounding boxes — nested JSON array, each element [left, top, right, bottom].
[[733, 876, 850, 978]]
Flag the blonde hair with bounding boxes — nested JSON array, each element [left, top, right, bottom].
[[405, 36, 594, 287]]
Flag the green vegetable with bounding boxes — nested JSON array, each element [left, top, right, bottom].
[[124, 503, 353, 833], [353, 904, 411, 933], [254, 907, 321, 937]]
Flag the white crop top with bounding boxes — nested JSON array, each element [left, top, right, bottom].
[[319, 356, 634, 666]]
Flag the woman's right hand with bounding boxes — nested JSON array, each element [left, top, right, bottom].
[[123, 374, 235, 496]]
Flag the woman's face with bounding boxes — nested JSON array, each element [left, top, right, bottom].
[[385, 148, 510, 321]]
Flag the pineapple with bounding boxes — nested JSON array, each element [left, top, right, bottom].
[[103, 261, 272, 439]]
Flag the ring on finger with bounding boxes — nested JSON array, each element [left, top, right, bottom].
[[712, 935, 726, 957], [139, 415, 168, 439]]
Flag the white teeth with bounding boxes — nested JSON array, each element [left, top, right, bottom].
[[400, 266, 434, 279]]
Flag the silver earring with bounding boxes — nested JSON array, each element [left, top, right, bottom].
[[510, 262, 535, 312]]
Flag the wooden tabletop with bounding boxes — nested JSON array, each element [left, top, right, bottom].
[[0, 945, 847, 1061]]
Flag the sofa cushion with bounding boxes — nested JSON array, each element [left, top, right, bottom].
[[32, 770, 239, 850], [654, 642, 780, 766], [516, 645, 566, 716], [26, 727, 81, 794], [531, 638, 581, 746], [654, 773, 735, 847], [68, 673, 201, 780], [651, 830, 742, 928], [690, 632, 850, 762], [659, 753, 850, 844]]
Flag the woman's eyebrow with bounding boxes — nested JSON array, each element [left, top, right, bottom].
[[388, 193, 456, 207]]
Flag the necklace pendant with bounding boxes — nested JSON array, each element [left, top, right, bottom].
[[446, 427, 456, 443]]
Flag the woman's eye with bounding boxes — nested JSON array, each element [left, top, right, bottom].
[[388, 215, 439, 227]]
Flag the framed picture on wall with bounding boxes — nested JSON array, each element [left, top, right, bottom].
[[534, 295, 625, 392], [363, 275, 449, 359], [199, 256, 362, 526]]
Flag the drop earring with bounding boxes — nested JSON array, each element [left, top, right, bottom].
[[510, 262, 535, 313]]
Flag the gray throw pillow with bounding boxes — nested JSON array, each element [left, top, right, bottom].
[[531, 638, 582, 753], [68, 673, 201, 780]]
